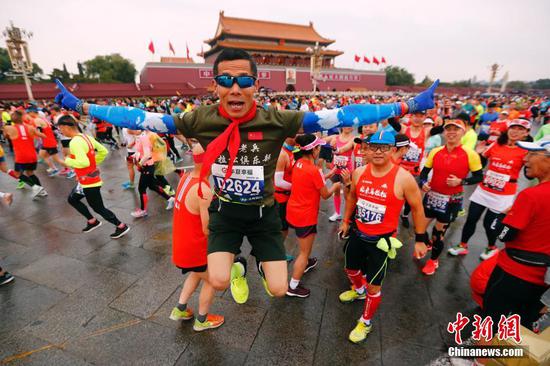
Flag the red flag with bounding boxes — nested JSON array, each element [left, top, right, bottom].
[[373, 56, 380, 65], [186, 43, 190, 59], [148, 41, 155, 54], [381, 57, 386, 64], [363, 56, 370, 64], [354, 55, 360, 62], [169, 41, 175, 55]]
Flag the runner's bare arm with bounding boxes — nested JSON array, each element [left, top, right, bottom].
[[198, 182, 213, 236], [401, 170, 429, 258], [302, 81, 439, 133]]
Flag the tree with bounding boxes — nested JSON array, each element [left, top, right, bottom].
[[533, 79, 550, 89], [49, 67, 71, 82], [384, 66, 415, 86], [83, 54, 136, 83], [0, 48, 11, 80], [418, 75, 433, 87], [507, 80, 528, 90]]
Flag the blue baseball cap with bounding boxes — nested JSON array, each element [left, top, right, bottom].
[[368, 130, 395, 145], [517, 135, 550, 153]]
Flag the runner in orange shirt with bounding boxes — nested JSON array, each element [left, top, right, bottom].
[[286, 134, 344, 297]]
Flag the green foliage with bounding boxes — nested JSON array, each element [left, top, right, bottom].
[[384, 66, 415, 86], [533, 79, 550, 89], [83, 54, 136, 83], [418, 75, 433, 87], [507, 80, 528, 90]]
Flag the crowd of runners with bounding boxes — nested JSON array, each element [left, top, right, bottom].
[[1, 49, 549, 343]]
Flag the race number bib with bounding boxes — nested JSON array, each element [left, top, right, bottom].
[[403, 145, 421, 163], [212, 164, 264, 203], [425, 191, 451, 214], [333, 155, 349, 169], [356, 198, 386, 224], [483, 170, 510, 192]]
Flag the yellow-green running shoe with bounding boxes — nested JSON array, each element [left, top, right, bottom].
[[193, 314, 224, 331], [16, 181, 25, 189], [169, 306, 194, 321], [230, 257, 249, 304], [349, 321, 372, 344], [339, 289, 366, 304]]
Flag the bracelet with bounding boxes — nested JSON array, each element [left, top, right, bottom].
[[415, 232, 428, 243]]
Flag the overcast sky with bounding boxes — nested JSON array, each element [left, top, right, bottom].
[[3, 0, 549, 82]]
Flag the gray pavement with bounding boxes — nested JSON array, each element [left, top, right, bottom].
[[0, 142, 525, 365]]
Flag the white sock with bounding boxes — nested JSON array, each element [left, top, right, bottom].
[[355, 286, 366, 295], [0, 192, 5, 198], [289, 278, 300, 290], [360, 316, 371, 325]]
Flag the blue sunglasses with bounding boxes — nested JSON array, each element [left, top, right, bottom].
[[214, 75, 256, 89]]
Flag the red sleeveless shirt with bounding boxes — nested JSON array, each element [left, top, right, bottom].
[[12, 124, 37, 164], [355, 164, 404, 235], [172, 174, 209, 268]]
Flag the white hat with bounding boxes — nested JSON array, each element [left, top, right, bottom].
[[517, 135, 550, 152]]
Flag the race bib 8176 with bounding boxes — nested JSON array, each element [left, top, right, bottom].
[[356, 198, 386, 224], [212, 164, 264, 203]]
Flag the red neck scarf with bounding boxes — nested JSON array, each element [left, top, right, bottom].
[[198, 102, 257, 198]]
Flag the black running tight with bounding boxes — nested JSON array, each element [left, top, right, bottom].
[[460, 201, 504, 247], [138, 165, 171, 210], [68, 185, 121, 226]]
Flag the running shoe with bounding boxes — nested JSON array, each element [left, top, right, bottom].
[[59, 168, 70, 176], [329, 213, 342, 222], [121, 181, 135, 190], [339, 289, 366, 303], [0, 271, 15, 286], [2, 193, 13, 206], [82, 220, 102, 233], [47, 168, 59, 177], [66, 171, 76, 179], [16, 181, 25, 189], [448, 243, 469, 256], [286, 283, 310, 298], [533, 312, 550, 334], [349, 321, 372, 344], [421, 259, 439, 275], [131, 209, 148, 218], [257, 261, 274, 297], [169, 307, 194, 321], [163, 185, 175, 196], [401, 215, 410, 228], [110, 224, 130, 239], [480, 247, 498, 261], [230, 256, 249, 304], [304, 257, 318, 274], [165, 197, 175, 210], [31, 185, 45, 200], [38, 189, 48, 197], [193, 314, 224, 331], [458, 209, 467, 217]]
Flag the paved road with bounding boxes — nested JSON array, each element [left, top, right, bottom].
[[0, 141, 527, 365]]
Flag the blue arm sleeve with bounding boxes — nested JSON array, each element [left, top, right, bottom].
[[88, 105, 177, 134], [302, 103, 403, 133]]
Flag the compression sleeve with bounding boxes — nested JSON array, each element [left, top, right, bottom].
[[88, 104, 177, 134], [274, 171, 292, 190], [462, 169, 483, 185], [302, 102, 406, 133]]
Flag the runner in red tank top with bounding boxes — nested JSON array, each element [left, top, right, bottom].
[[274, 137, 297, 247], [30, 111, 65, 177], [325, 127, 355, 222], [353, 124, 377, 169], [170, 144, 225, 331], [4, 110, 48, 199], [338, 130, 429, 344]]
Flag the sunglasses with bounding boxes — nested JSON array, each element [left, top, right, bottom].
[[367, 144, 392, 152], [214, 75, 256, 89]]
